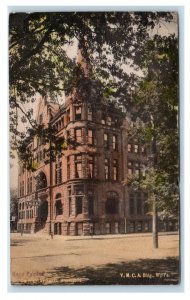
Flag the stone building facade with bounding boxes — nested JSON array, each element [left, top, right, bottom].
[[17, 92, 158, 236]]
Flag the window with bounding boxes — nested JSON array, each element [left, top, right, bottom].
[[136, 221, 142, 232], [88, 107, 93, 121], [68, 187, 72, 216], [88, 129, 93, 145], [27, 178, 30, 194], [67, 156, 71, 180], [141, 146, 145, 154], [135, 163, 140, 177], [115, 222, 119, 234], [36, 172, 47, 190], [88, 191, 94, 215], [112, 135, 118, 150], [105, 222, 111, 234], [105, 191, 119, 214], [66, 109, 70, 123], [128, 144, 132, 152], [75, 106, 82, 121], [106, 116, 112, 126], [101, 114, 106, 124], [55, 194, 63, 216], [129, 222, 135, 233], [142, 164, 146, 177], [75, 155, 82, 178], [113, 159, 119, 181], [134, 144, 139, 153], [75, 188, 83, 215], [129, 194, 135, 215], [136, 193, 142, 215], [128, 162, 133, 175], [104, 158, 110, 180], [20, 181, 24, 197], [55, 160, 62, 184], [75, 128, 82, 143], [104, 133, 109, 149], [27, 177, 32, 194], [87, 155, 94, 178]]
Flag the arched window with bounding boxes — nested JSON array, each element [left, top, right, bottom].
[[55, 194, 63, 216], [105, 191, 119, 214], [36, 172, 47, 190]]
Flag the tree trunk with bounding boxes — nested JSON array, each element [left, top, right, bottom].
[[152, 193, 159, 248]]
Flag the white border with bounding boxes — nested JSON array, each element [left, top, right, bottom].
[[1, 0, 190, 299]]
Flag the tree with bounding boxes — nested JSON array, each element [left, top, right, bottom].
[[9, 12, 175, 156], [125, 34, 179, 247], [9, 12, 179, 244]]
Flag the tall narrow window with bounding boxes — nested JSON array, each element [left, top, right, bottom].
[[55, 194, 63, 216], [136, 193, 142, 215], [66, 109, 70, 123], [67, 156, 71, 180], [75, 155, 82, 178], [88, 129, 93, 145], [88, 107, 93, 121], [75, 128, 82, 143], [113, 159, 119, 181], [101, 113, 106, 124], [88, 191, 94, 215], [104, 158, 110, 180], [75, 187, 84, 215], [135, 163, 140, 177], [128, 162, 133, 175], [104, 133, 109, 149], [75, 106, 82, 120], [55, 160, 62, 184], [68, 187, 72, 216], [128, 144, 132, 152], [87, 155, 94, 178], [27, 178, 30, 194], [106, 116, 112, 126], [29, 177, 32, 193], [134, 144, 139, 153], [112, 135, 118, 150], [129, 194, 135, 215]]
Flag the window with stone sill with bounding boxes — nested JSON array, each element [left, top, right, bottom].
[[55, 194, 63, 216], [104, 158, 110, 180], [75, 128, 82, 143], [113, 135, 118, 150], [104, 133, 109, 149], [75, 155, 82, 178], [113, 159, 119, 181], [127, 144, 132, 152], [75, 106, 82, 121], [87, 155, 94, 179], [88, 107, 93, 121], [134, 144, 139, 153], [87, 129, 93, 145]]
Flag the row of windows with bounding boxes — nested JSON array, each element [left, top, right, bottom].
[[128, 143, 145, 154], [19, 156, 119, 196], [129, 193, 148, 216], [52, 106, 93, 132], [127, 162, 146, 177], [52, 106, 120, 133]]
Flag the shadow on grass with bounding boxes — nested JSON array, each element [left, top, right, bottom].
[[17, 257, 179, 286]]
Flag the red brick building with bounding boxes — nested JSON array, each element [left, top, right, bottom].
[[17, 91, 156, 236]]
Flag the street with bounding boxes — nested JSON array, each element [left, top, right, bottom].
[[10, 232, 179, 285]]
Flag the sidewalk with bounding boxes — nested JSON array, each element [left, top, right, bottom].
[[11, 231, 179, 241]]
